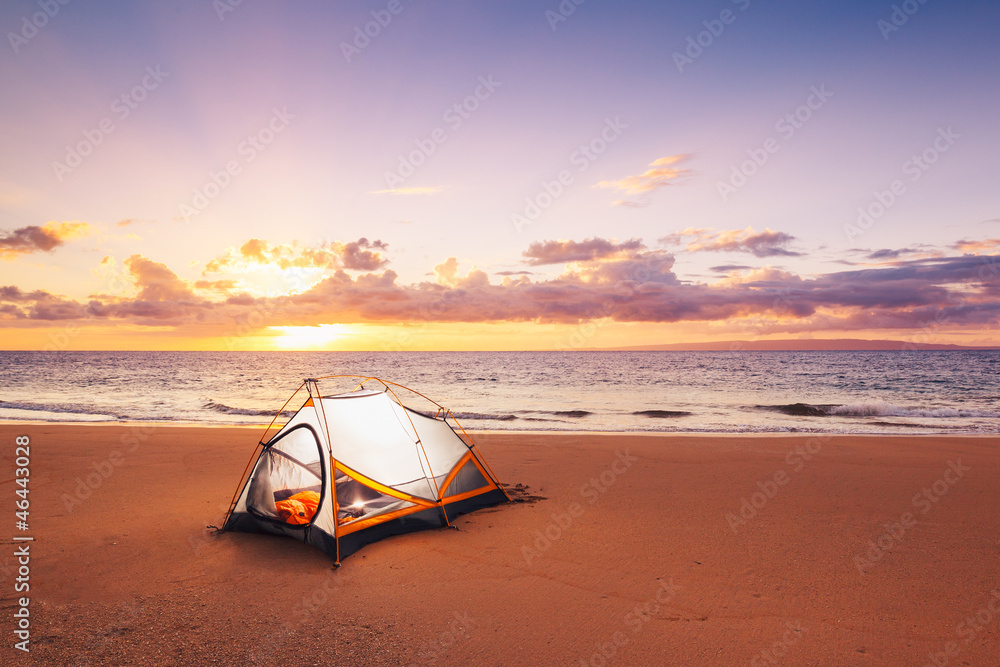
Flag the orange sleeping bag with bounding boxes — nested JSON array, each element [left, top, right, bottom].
[[275, 490, 320, 525]]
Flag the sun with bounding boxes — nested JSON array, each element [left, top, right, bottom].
[[269, 324, 352, 350]]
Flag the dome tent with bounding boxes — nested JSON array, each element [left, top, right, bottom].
[[223, 376, 509, 564]]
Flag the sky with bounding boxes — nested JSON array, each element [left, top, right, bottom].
[[1, 0, 998, 351]]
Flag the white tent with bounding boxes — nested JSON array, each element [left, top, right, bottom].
[[223, 376, 508, 563]]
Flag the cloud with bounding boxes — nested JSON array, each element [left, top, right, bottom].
[[868, 248, 916, 260], [710, 264, 753, 273], [274, 249, 1000, 329], [369, 187, 445, 196], [204, 237, 388, 274], [126, 255, 197, 302], [0, 285, 92, 320], [522, 237, 645, 265], [661, 227, 802, 258], [342, 238, 390, 271], [0, 221, 92, 259], [953, 238, 1000, 254], [2, 239, 998, 339], [194, 279, 238, 291], [433, 258, 489, 288], [611, 199, 651, 209], [594, 154, 693, 196], [713, 266, 802, 287]]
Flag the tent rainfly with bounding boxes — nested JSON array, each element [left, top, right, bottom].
[[222, 376, 509, 564]]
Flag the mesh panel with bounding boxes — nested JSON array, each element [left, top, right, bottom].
[[335, 471, 416, 525], [247, 454, 276, 515], [395, 476, 439, 501], [405, 408, 470, 474], [248, 425, 323, 522], [444, 459, 489, 497]]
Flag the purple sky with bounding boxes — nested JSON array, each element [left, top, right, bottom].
[[1, 0, 998, 349]]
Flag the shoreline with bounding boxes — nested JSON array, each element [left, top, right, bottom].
[[2, 419, 998, 437]]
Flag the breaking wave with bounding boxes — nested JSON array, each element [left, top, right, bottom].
[[758, 402, 998, 419], [632, 410, 693, 418], [451, 411, 518, 421], [0, 400, 124, 419], [203, 401, 294, 418]]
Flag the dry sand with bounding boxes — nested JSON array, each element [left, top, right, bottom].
[[1, 424, 998, 665]]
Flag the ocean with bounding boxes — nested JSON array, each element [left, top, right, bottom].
[[0, 350, 997, 434]]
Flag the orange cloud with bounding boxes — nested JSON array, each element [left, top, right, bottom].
[[125, 255, 197, 302], [0, 221, 92, 259], [194, 279, 238, 291], [204, 237, 388, 274], [433, 257, 489, 288], [2, 240, 998, 344], [954, 238, 1000, 254], [594, 154, 693, 196]]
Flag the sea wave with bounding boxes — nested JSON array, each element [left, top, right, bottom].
[[451, 411, 518, 421], [758, 401, 999, 419], [632, 410, 693, 418], [203, 400, 294, 418], [0, 399, 124, 419]]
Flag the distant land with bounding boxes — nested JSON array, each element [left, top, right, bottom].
[[587, 339, 1000, 352]]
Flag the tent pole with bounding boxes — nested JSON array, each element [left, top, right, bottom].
[[447, 410, 511, 501], [382, 384, 452, 527], [308, 378, 342, 566]]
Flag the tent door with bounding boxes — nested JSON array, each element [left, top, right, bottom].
[[247, 423, 325, 527]]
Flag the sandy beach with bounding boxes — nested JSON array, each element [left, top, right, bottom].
[[1, 424, 998, 665]]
